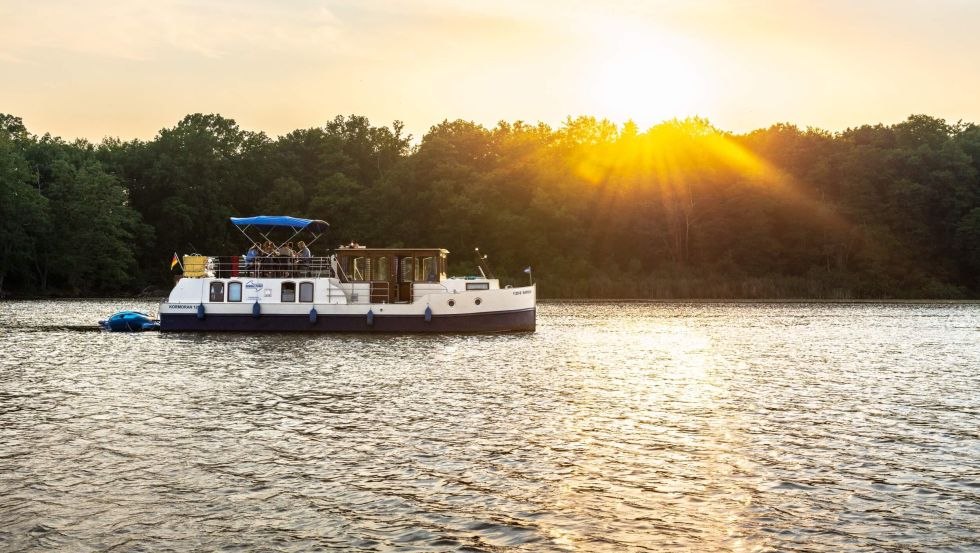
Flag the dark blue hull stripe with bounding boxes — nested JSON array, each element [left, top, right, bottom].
[[160, 308, 535, 333]]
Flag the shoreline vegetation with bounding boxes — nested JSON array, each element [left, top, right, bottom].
[[2, 112, 979, 300]]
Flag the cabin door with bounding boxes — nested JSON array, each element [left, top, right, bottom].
[[395, 256, 413, 303]]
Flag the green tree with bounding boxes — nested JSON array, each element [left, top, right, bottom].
[[956, 208, 980, 287], [39, 157, 144, 292], [0, 117, 48, 294]]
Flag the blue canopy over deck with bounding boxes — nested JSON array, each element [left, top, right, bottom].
[[231, 215, 329, 248], [230, 216, 329, 233]]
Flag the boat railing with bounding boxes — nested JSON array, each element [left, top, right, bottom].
[[330, 261, 353, 303], [415, 282, 451, 294], [183, 256, 336, 279], [370, 281, 389, 303]]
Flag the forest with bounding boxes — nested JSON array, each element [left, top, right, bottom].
[[1, 112, 979, 299]]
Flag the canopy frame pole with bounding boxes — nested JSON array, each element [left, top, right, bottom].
[[234, 224, 286, 255], [234, 224, 262, 248], [280, 227, 307, 249], [270, 227, 323, 250], [259, 230, 278, 249], [305, 230, 323, 248]]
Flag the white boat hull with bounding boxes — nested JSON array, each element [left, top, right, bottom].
[[158, 277, 536, 333]]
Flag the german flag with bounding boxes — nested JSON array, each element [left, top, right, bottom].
[[170, 252, 180, 271]]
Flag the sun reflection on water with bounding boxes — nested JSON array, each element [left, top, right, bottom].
[[542, 312, 766, 550]]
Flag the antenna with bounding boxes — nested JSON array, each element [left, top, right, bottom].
[[473, 247, 495, 278]]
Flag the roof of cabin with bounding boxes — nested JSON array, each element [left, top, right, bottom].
[[335, 247, 449, 255]]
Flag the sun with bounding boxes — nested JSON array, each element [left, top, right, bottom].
[[587, 24, 707, 129]]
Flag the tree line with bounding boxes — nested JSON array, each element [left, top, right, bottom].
[[1, 112, 978, 298]]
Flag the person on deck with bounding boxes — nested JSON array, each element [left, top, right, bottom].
[[297, 241, 311, 276], [260, 241, 275, 276], [279, 243, 295, 276], [244, 244, 259, 276]]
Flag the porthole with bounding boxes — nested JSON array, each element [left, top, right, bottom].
[[475, 298, 482, 306], [448, 299, 455, 307]]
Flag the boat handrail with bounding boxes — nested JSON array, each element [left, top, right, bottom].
[[370, 281, 390, 303], [331, 259, 353, 303], [179, 255, 336, 280], [414, 282, 451, 294]]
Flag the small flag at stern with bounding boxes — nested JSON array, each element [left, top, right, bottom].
[[170, 252, 180, 270]]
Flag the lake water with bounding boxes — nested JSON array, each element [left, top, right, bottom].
[[1, 300, 978, 552]]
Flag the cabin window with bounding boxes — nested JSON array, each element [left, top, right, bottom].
[[466, 282, 490, 291], [352, 257, 366, 281], [228, 282, 242, 302], [281, 282, 296, 302], [400, 257, 414, 282], [209, 282, 225, 302], [299, 282, 314, 302], [373, 256, 389, 281], [417, 256, 437, 282]]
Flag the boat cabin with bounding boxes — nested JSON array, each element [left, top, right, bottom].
[[335, 246, 448, 304]]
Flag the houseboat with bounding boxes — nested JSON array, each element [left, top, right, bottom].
[[158, 216, 536, 332]]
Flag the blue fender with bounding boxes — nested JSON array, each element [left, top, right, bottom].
[[196, 303, 205, 320], [424, 305, 432, 322], [309, 307, 318, 324], [252, 301, 261, 318], [366, 309, 374, 326]]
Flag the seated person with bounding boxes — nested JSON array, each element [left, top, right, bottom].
[[259, 241, 275, 276], [280, 243, 296, 276]]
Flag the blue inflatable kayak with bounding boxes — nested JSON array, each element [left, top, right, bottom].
[[99, 311, 160, 332]]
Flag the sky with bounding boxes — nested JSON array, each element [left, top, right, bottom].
[[2, 0, 979, 142]]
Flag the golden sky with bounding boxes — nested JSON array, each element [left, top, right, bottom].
[[2, 0, 979, 141]]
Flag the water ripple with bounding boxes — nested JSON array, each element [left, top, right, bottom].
[[1, 300, 978, 551]]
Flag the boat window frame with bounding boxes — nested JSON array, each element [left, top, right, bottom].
[[298, 281, 314, 303], [416, 256, 438, 282], [336, 248, 448, 284], [281, 281, 296, 302], [373, 256, 389, 282], [352, 256, 367, 281], [209, 281, 225, 302], [227, 281, 242, 302], [400, 256, 414, 283]]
